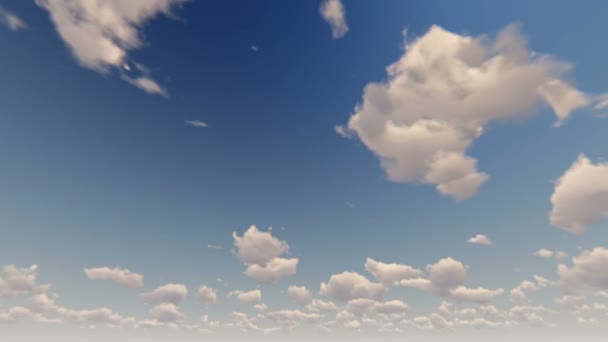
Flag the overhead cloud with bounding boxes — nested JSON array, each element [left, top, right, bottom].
[[400, 257, 504, 303], [141, 283, 188, 305], [287, 285, 312, 305], [340, 24, 600, 200], [319, 0, 348, 39], [320, 271, 387, 302], [549, 154, 608, 234], [0, 265, 47, 298], [467, 234, 493, 246], [233, 225, 298, 283], [0, 5, 26, 31], [558, 247, 608, 292], [84, 267, 143, 289], [364, 258, 422, 286], [196, 285, 218, 305], [36, 0, 186, 95]]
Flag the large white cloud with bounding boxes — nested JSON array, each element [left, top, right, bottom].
[[233, 225, 298, 283], [35, 0, 186, 95], [340, 24, 598, 200], [549, 154, 608, 234], [0, 5, 26, 31], [319, 0, 348, 39], [364, 258, 422, 286], [84, 267, 143, 289], [320, 271, 387, 302], [558, 247, 608, 292], [141, 283, 188, 305]]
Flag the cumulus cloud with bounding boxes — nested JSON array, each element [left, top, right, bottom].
[[231, 289, 262, 305], [233, 225, 298, 283], [0, 265, 48, 298], [141, 283, 188, 305], [400, 258, 504, 303], [558, 247, 608, 292], [84, 267, 143, 288], [340, 24, 598, 200], [0, 5, 26, 31], [320, 271, 387, 302], [467, 234, 493, 246], [364, 258, 422, 286], [196, 285, 217, 305], [534, 248, 568, 260], [287, 285, 312, 305], [149, 303, 185, 323], [36, 0, 186, 95], [244, 257, 298, 284], [549, 154, 608, 234], [319, 0, 348, 39]]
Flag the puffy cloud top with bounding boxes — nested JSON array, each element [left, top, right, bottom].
[[84, 267, 143, 289]]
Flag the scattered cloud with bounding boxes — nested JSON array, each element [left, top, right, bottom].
[[364, 258, 422, 286], [320, 271, 387, 302], [196, 285, 218, 305], [319, 0, 348, 39], [122, 75, 168, 97], [549, 154, 608, 234], [250, 45, 259, 52], [558, 247, 608, 292], [233, 225, 298, 283], [534, 249, 568, 261], [84, 266, 144, 289], [142, 283, 188, 305], [186, 120, 209, 128], [340, 24, 600, 200], [0, 5, 26, 31], [467, 234, 493, 246], [231, 289, 262, 305], [287, 285, 312, 305], [0, 265, 48, 298]]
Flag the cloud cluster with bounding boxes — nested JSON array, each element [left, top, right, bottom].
[[0, 265, 48, 298], [400, 258, 504, 303], [319, 0, 348, 39], [364, 258, 422, 286], [84, 266, 144, 288], [320, 271, 387, 302], [558, 247, 608, 292], [340, 24, 598, 200], [232, 225, 298, 283], [36, 0, 187, 95], [549, 154, 608, 234]]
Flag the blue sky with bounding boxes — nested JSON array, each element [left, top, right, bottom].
[[1, 1, 608, 341]]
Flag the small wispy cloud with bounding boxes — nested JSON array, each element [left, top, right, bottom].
[[207, 244, 222, 250], [0, 5, 27, 31], [467, 234, 493, 246], [250, 45, 259, 52], [185, 120, 209, 128], [122, 75, 168, 97]]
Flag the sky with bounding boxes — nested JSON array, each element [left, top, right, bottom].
[[1, 0, 608, 341]]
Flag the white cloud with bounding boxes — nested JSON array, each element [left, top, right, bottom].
[[319, 0, 348, 39], [320, 271, 387, 302], [287, 285, 312, 305], [122, 75, 168, 97], [196, 285, 217, 305], [364, 258, 422, 286], [0, 265, 47, 298], [186, 120, 209, 128], [233, 225, 289, 266], [233, 289, 262, 304], [306, 299, 339, 313], [549, 154, 608, 234], [400, 258, 504, 303], [36, 0, 186, 95], [142, 283, 188, 305], [467, 234, 493, 246], [149, 303, 185, 323], [341, 24, 597, 200], [233, 225, 298, 283], [243, 257, 299, 284], [0, 5, 26, 31], [267, 309, 321, 327], [534, 248, 568, 261], [84, 266, 143, 289], [558, 247, 608, 292]]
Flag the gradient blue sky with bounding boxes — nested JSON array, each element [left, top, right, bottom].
[[1, 1, 608, 341]]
